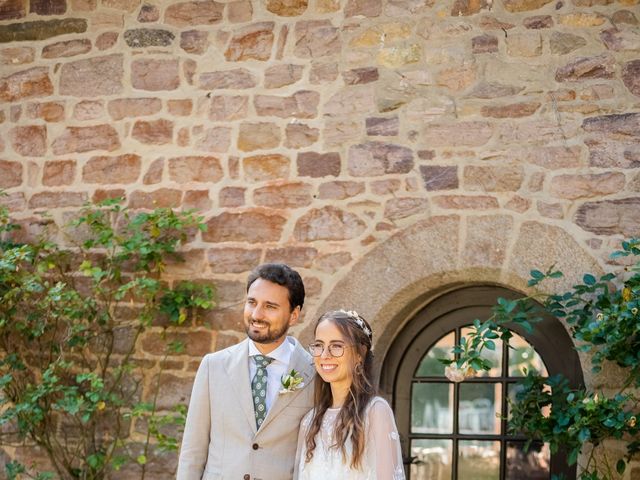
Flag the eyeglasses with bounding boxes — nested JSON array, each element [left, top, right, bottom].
[[308, 342, 351, 358]]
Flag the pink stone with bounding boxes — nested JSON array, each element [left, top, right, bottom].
[[294, 20, 340, 58], [366, 116, 399, 136], [432, 195, 499, 209], [310, 62, 338, 83], [524, 146, 584, 169], [129, 188, 182, 209], [164, 1, 223, 27], [293, 206, 366, 241], [168, 99, 193, 116], [108, 97, 161, 120], [550, 172, 626, 199], [420, 165, 458, 190], [342, 67, 379, 85], [254, 90, 319, 118], [73, 100, 103, 120], [345, 0, 381, 17], [622, 60, 640, 97], [266, 0, 308, 16], [324, 86, 376, 117], [422, 121, 492, 147], [138, 3, 159, 21], [318, 180, 364, 199], [207, 247, 261, 273], [472, 34, 498, 53], [264, 246, 317, 268], [204, 210, 287, 243], [555, 54, 616, 82], [481, 102, 540, 118], [29, 191, 87, 209], [209, 95, 248, 121], [131, 58, 180, 91], [168, 156, 223, 183], [219, 186, 245, 207], [228, 0, 253, 22], [243, 154, 290, 181], [297, 152, 340, 177], [42, 39, 91, 58], [253, 182, 313, 208], [184, 190, 211, 210], [43, 160, 75, 186], [53, 125, 120, 154], [180, 30, 208, 54], [83, 154, 141, 184], [199, 69, 257, 90], [132, 119, 173, 145], [26, 101, 64, 122], [575, 198, 640, 236], [264, 64, 304, 88], [225, 22, 275, 61], [10, 125, 46, 156], [96, 32, 118, 50], [464, 165, 524, 192], [348, 142, 413, 177], [0, 67, 53, 103], [59, 54, 123, 97], [195, 127, 231, 153], [0, 160, 23, 188], [143, 158, 163, 185], [384, 197, 429, 220], [285, 123, 318, 148], [0, 47, 35, 65]]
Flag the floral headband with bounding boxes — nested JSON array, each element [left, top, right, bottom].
[[337, 309, 373, 343]]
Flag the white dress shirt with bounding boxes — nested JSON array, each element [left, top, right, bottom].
[[249, 337, 295, 411]]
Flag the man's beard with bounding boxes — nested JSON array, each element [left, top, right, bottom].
[[246, 319, 290, 344]]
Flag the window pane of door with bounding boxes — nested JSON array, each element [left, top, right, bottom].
[[461, 327, 502, 377], [508, 333, 548, 377], [459, 383, 501, 434], [411, 439, 452, 480], [412, 383, 453, 433], [416, 332, 455, 377], [506, 442, 550, 479], [458, 440, 500, 480]]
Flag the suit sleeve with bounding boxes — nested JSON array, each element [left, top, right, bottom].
[[176, 354, 212, 480]]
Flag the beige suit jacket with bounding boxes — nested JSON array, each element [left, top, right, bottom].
[[176, 337, 315, 480]]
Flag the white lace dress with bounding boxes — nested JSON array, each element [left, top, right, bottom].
[[294, 397, 406, 480]]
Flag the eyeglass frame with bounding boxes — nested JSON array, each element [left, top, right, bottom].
[[308, 342, 354, 358]]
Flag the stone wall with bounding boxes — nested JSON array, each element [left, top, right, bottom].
[[1, 0, 639, 477]]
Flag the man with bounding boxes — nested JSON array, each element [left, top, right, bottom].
[[177, 263, 315, 480]]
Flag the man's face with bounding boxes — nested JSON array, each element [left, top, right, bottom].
[[244, 278, 300, 352]]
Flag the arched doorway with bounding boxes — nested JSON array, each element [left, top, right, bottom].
[[380, 285, 584, 480]]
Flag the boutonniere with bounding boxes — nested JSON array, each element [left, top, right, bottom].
[[279, 369, 305, 394]]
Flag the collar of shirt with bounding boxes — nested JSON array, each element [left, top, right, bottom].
[[248, 337, 294, 366]]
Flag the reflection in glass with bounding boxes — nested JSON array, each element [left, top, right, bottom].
[[508, 333, 548, 377], [416, 332, 455, 377], [458, 440, 500, 480], [459, 383, 501, 434], [506, 442, 550, 479], [410, 439, 452, 480], [461, 327, 502, 377], [411, 383, 453, 434]]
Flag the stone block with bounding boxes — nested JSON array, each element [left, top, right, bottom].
[[371, 178, 401, 194], [108, 97, 161, 120], [481, 101, 540, 118], [243, 154, 290, 181], [523, 15, 552, 28], [52, 125, 120, 154], [228, 0, 252, 22], [345, 0, 381, 16], [129, 188, 182, 209], [29, 191, 87, 208], [96, 31, 118, 50], [503, 0, 552, 11], [377, 44, 421, 68], [83, 154, 141, 184], [254, 182, 313, 208], [43, 160, 74, 186], [195, 126, 231, 153], [423, 121, 492, 147], [204, 210, 286, 243], [199, 68, 257, 89], [0, 46, 34, 65], [10, 125, 46, 156], [26, 101, 64, 122], [207, 247, 261, 273], [295, 152, 339, 178], [436, 63, 476, 91], [164, 1, 223, 26], [555, 54, 615, 82], [612, 10, 638, 24], [180, 30, 208, 54], [131, 58, 179, 91], [559, 13, 606, 26], [266, 0, 307, 16], [137, 3, 159, 22], [209, 95, 248, 121], [219, 186, 245, 207], [366, 116, 399, 136], [59, 54, 123, 97], [472, 34, 498, 53], [324, 86, 375, 116], [264, 64, 304, 88], [384, 197, 429, 220], [622, 60, 640, 97], [132, 119, 173, 145], [294, 20, 340, 58], [0, 160, 22, 188], [225, 22, 275, 61], [420, 165, 458, 191], [348, 142, 413, 177], [73, 100, 103, 120], [318, 180, 364, 199], [0, 18, 86, 42], [293, 206, 366, 241], [284, 122, 320, 148], [143, 158, 164, 185], [0, 0, 26, 20], [464, 165, 524, 191], [310, 62, 338, 83], [0, 67, 53, 102], [466, 81, 522, 98], [550, 172, 625, 199], [343, 67, 379, 85], [582, 113, 640, 138], [575, 198, 640, 236], [600, 27, 640, 51], [167, 99, 193, 116], [525, 145, 583, 168], [551, 32, 588, 55], [506, 32, 542, 57], [254, 90, 319, 118], [42, 38, 90, 58], [464, 215, 513, 267], [237, 122, 280, 151], [124, 28, 174, 48], [450, 0, 489, 16], [432, 195, 498, 209], [168, 156, 223, 183]]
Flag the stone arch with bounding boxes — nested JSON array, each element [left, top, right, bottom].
[[305, 214, 603, 380]]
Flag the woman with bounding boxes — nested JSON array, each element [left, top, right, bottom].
[[294, 309, 405, 479]]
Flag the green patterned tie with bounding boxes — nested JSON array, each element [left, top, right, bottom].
[[251, 355, 273, 429]]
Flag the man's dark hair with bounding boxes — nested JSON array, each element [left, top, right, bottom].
[[247, 263, 305, 311]]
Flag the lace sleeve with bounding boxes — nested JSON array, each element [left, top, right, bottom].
[[293, 409, 314, 480], [367, 398, 406, 480]]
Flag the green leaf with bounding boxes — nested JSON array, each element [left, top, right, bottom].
[[583, 274, 596, 285], [137, 455, 147, 465], [616, 459, 626, 475]]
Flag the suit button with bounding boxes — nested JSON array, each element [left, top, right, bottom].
[[244, 475, 250, 480], [252, 443, 259, 450]]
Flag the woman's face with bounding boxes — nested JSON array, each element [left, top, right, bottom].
[[313, 319, 358, 389]]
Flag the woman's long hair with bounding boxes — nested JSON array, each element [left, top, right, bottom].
[[304, 310, 375, 469]]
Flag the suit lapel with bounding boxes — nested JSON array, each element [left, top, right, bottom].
[[223, 339, 258, 434], [258, 337, 315, 433]]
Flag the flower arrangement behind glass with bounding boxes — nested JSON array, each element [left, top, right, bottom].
[[440, 239, 640, 480]]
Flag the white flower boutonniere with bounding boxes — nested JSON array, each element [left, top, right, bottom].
[[279, 369, 305, 394]]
